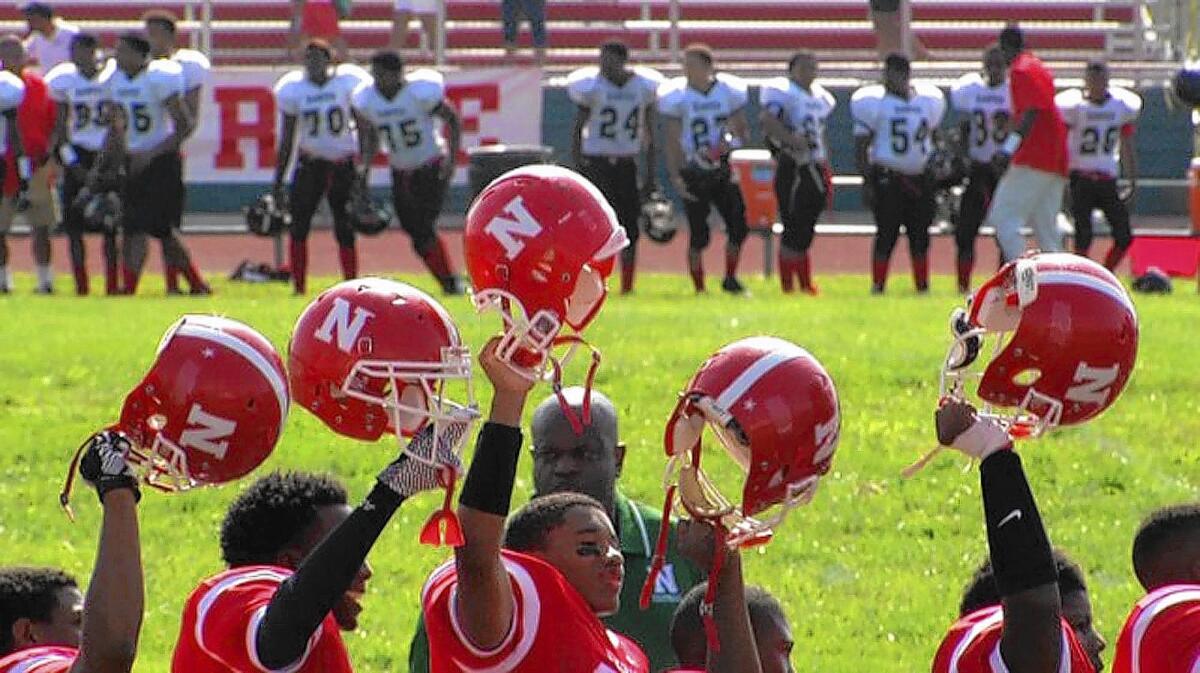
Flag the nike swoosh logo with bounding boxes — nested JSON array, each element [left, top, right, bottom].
[[998, 509, 1023, 527]]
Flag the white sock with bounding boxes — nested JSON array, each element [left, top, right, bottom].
[[0, 265, 8, 289], [36, 265, 52, 287]]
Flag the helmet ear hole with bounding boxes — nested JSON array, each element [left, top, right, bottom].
[[1012, 369, 1042, 386]]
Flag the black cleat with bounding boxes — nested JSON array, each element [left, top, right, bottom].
[[721, 276, 746, 295]]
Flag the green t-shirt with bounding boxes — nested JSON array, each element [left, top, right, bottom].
[[407, 491, 705, 673]]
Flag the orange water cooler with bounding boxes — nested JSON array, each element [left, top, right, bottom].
[[1190, 157, 1200, 234], [729, 149, 780, 276]]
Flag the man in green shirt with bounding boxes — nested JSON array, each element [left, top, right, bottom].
[[408, 387, 705, 672]]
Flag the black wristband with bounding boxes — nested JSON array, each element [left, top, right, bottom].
[[96, 477, 141, 505], [459, 422, 522, 516], [980, 451, 1057, 596]]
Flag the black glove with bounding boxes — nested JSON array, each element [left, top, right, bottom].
[[376, 413, 472, 498], [79, 430, 142, 504]]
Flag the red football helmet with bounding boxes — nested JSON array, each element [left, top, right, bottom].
[[463, 164, 627, 384], [288, 278, 477, 467], [941, 253, 1139, 438], [115, 315, 289, 491]]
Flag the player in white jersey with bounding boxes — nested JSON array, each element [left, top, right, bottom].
[[46, 32, 116, 296], [567, 41, 662, 294], [851, 54, 946, 294], [353, 51, 464, 295], [759, 51, 835, 295], [272, 40, 367, 295], [1056, 61, 1142, 271], [950, 46, 1010, 293], [97, 32, 203, 296], [0, 40, 28, 294], [658, 44, 750, 294], [145, 10, 212, 295]]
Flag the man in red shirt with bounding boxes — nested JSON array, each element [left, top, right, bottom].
[[0, 430, 145, 673], [1112, 504, 1200, 673], [422, 338, 649, 673], [985, 26, 1070, 262], [0, 35, 54, 292]]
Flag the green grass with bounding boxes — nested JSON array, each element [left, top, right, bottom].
[[0, 272, 1197, 672]]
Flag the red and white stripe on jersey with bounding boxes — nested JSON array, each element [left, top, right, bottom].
[[0, 646, 76, 673], [169, 316, 291, 437], [933, 605, 1095, 673], [1114, 584, 1200, 673], [421, 550, 648, 673]]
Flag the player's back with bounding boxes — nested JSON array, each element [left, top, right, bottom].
[[1113, 584, 1200, 673], [0, 646, 76, 673], [933, 605, 1095, 673], [172, 565, 353, 673], [423, 550, 648, 673]]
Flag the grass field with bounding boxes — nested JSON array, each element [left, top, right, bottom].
[[0, 272, 1197, 672]]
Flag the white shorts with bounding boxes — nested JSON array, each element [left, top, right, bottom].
[[986, 164, 1068, 262], [395, 0, 438, 13]]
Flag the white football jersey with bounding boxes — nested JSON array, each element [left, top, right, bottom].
[[657, 73, 749, 161], [1056, 87, 1142, 177], [758, 77, 836, 162], [352, 69, 447, 170], [0, 71, 23, 155], [45, 61, 109, 150], [275, 64, 367, 161], [169, 48, 210, 93], [566, 66, 663, 157], [851, 83, 946, 175], [950, 72, 1011, 163], [106, 59, 184, 152]]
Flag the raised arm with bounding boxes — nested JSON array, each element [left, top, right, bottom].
[[937, 401, 1063, 673], [452, 337, 534, 650], [70, 431, 144, 673]]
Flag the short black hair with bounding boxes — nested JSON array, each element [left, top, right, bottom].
[[0, 568, 78, 655], [118, 32, 151, 58], [600, 40, 629, 61], [20, 3, 53, 19], [143, 10, 178, 34], [370, 50, 404, 71], [220, 471, 348, 567], [70, 33, 99, 51], [1132, 503, 1200, 588], [884, 52, 910, 73], [999, 25, 1025, 52], [959, 548, 1089, 616], [788, 50, 816, 71], [304, 39, 333, 59], [503, 492, 608, 552], [683, 43, 714, 67], [671, 582, 785, 666], [1085, 59, 1108, 73]]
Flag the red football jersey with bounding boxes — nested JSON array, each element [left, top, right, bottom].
[[171, 565, 353, 673], [933, 605, 1095, 673], [1008, 52, 1069, 176], [0, 646, 77, 673], [423, 550, 649, 673], [1113, 584, 1200, 673]]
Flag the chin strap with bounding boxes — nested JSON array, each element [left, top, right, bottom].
[[640, 484, 676, 610], [547, 334, 602, 436], [420, 465, 464, 546], [58, 432, 95, 522]]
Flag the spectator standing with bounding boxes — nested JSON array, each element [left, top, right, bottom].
[[392, 0, 440, 58], [21, 3, 78, 71], [501, 0, 546, 66], [0, 36, 55, 294], [291, 0, 350, 60]]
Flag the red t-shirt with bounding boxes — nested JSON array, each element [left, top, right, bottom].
[[4, 70, 55, 195], [1009, 52, 1069, 176], [423, 550, 649, 673], [171, 565, 353, 673], [932, 605, 1095, 673], [1113, 584, 1200, 673], [0, 646, 77, 673]]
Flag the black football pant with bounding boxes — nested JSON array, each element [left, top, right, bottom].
[[290, 155, 357, 246], [680, 167, 748, 251], [1069, 172, 1132, 257], [774, 158, 827, 253], [61, 146, 118, 294], [580, 155, 641, 246], [956, 161, 1000, 264], [391, 159, 448, 253], [871, 168, 935, 290]]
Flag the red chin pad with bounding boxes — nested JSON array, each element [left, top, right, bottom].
[[592, 255, 615, 277], [511, 346, 546, 370]]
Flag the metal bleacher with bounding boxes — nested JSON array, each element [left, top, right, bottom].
[[0, 0, 1185, 82]]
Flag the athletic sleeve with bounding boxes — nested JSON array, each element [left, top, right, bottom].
[[0, 74, 26, 112], [636, 67, 665, 107], [408, 69, 446, 114], [421, 558, 532, 670], [273, 74, 301, 116], [850, 86, 880, 136], [950, 74, 976, 112], [1055, 89, 1081, 128], [923, 84, 947, 126], [566, 67, 599, 107], [43, 64, 72, 103], [350, 84, 375, 122], [657, 78, 686, 118], [180, 51, 211, 92], [719, 73, 749, 111], [1116, 87, 1143, 134], [758, 77, 791, 118], [1138, 599, 1200, 672], [817, 83, 837, 118], [152, 66, 185, 103]]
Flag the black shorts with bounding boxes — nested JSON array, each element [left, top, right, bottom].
[[392, 159, 448, 251], [580, 155, 641, 244], [123, 152, 183, 239], [60, 146, 100, 235]]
